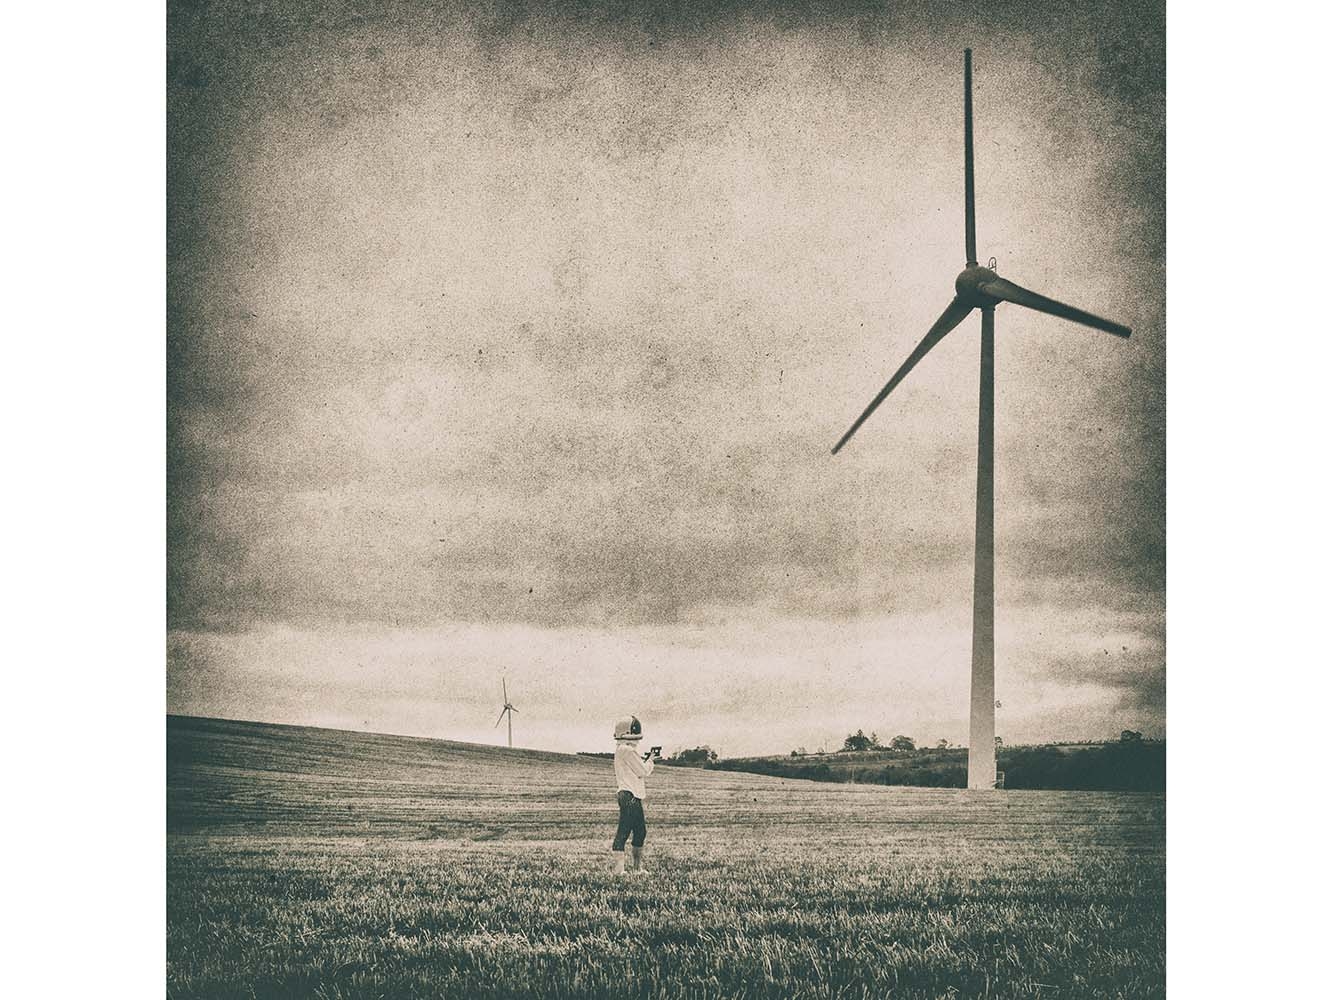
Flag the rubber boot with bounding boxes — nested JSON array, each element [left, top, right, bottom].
[[612, 851, 626, 876], [629, 845, 644, 872]]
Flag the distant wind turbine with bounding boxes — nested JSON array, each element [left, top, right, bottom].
[[831, 50, 1131, 790], [494, 678, 518, 748]]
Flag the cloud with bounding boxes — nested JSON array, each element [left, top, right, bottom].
[[169, 594, 1164, 757], [168, 1, 1165, 748]]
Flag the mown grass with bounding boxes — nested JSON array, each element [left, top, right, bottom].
[[167, 717, 1164, 999]]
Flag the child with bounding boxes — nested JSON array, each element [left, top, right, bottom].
[[611, 715, 658, 874]]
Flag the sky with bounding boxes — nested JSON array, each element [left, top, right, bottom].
[[167, 0, 1165, 757]]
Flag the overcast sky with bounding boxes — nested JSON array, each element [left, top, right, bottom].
[[167, 0, 1164, 757]]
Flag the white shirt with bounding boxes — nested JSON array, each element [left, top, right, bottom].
[[614, 741, 654, 799]]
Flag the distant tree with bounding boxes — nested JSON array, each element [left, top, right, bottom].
[[841, 729, 881, 752], [1120, 729, 1144, 743], [889, 735, 916, 752], [936, 739, 949, 749], [995, 736, 1004, 747], [666, 746, 718, 766]]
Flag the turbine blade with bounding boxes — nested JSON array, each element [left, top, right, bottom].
[[495, 708, 507, 728], [508, 707, 518, 714], [980, 276, 1131, 338], [832, 296, 975, 455], [964, 49, 977, 265], [502, 678, 508, 701]]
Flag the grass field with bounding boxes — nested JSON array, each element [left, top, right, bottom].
[[167, 716, 1165, 999]]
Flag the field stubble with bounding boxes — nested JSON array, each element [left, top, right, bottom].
[[167, 717, 1164, 999]]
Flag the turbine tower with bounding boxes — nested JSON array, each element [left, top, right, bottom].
[[831, 49, 1131, 790], [494, 678, 518, 748]]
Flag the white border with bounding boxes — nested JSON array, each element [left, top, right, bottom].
[[6, 4, 165, 994], [1167, 4, 1328, 995]]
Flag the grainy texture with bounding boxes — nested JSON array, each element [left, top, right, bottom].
[[167, 0, 1166, 755], [167, 717, 1165, 998]]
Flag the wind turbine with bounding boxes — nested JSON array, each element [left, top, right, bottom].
[[831, 49, 1131, 790], [494, 678, 518, 748]]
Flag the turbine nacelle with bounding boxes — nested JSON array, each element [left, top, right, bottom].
[[955, 265, 1001, 306]]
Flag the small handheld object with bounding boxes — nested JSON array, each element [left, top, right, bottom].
[[645, 746, 662, 760]]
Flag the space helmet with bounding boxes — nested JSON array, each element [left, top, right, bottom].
[[613, 716, 643, 741]]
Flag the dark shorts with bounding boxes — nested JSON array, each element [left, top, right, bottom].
[[612, 789, 646, 850]]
